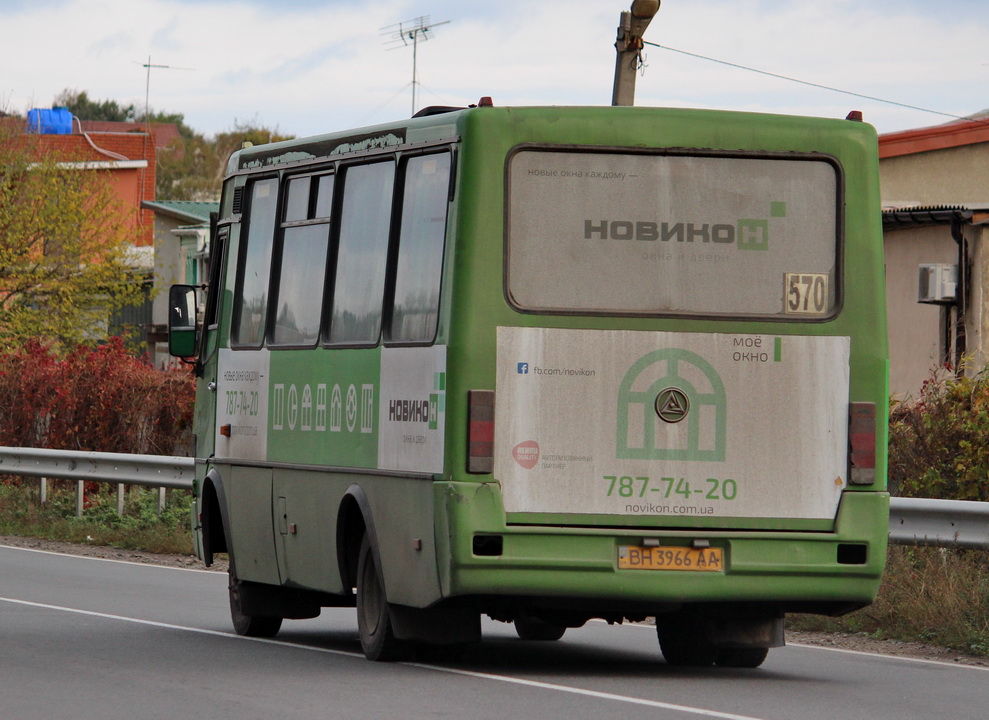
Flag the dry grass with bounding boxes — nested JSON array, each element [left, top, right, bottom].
[[789, 545, 989, 656]]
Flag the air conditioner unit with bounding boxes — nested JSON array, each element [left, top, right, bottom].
[[917, 263, 957, 304]]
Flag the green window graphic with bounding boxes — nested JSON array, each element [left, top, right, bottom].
[[617, 349, 727, 461]]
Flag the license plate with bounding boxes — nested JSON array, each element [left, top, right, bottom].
[[618, 545, 724, 572]]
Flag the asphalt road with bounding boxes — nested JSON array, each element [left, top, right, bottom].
[[1, 544, 985, 720]]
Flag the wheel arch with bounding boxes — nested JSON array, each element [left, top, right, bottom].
[[336, 483, 380, 593], [200, 468, 232, 568]]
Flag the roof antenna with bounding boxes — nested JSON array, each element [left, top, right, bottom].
[[381, 16, 451, 116]]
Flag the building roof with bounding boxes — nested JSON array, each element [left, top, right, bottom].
[[879, 112, 989, 159], [882, 203, 989, 229], [142, 200, 218, 224]]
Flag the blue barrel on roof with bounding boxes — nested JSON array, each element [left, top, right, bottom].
[[26, 107, 73, 135]]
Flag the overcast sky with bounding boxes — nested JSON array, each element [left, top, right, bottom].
[[3, 0, 987, 139]]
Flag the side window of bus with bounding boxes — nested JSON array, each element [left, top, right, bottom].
[[327, 160, 396, 345], [271, 174, 334, 346], [388, 152, 451, 344], [232, 177, 278, 346]]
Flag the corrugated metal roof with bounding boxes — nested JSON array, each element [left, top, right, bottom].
[[882, 205, 975, 229], [142, 200, 218, 224]]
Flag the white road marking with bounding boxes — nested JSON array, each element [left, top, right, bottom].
[[0, 595, 770, 720]]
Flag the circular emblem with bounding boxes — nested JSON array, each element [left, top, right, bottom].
[[655, 387, 690, 424], [346, 384, 358, 432]]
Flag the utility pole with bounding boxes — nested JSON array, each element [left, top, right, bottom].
[[611, 0, 661, 106]]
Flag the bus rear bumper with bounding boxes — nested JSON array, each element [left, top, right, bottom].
[[436, 484, 889, 615]]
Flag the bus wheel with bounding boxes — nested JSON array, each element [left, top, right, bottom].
[[514, 613, 566, 641], [356, 534, 407, 661], [228, 569, 282, 638], [715, 647, 769, 668], [656, 621, 717, 667]]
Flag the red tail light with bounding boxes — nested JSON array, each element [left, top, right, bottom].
[[468, 390, 494, 473], [848, 402, 876, 485]]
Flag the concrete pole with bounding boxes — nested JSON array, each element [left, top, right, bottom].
[[611, 0, 661, 107]]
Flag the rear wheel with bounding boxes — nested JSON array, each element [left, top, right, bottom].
[[715, 647, 770, 668], [356, 533, 407, 661], [229, 569, 282, 638], [514, 613, 567, 641], [656, 620, 717, 667]]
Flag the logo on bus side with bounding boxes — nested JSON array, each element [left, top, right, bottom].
[[384, 371, 445, 431]]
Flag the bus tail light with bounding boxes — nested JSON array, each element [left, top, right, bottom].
[[468, 390, 494, 473], [848, 402, 876, 485]]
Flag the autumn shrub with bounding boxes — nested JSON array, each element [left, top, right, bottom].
[[888, 364, 989, 501], [0, 337, 195, 454]]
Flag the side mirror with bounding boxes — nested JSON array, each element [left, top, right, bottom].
[[168, 284, 199, 358]]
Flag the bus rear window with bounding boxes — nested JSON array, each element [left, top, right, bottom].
[[506, 149, 841, 319]]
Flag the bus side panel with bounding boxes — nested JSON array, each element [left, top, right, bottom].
[[269, 472, 442, 607], [360, 476, 443, 608], [224, 464, 280, 585]]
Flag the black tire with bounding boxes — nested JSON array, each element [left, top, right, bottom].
[[356, 533, 407, 661], [229, 569, 282, 638], [656, 622, 717, 667], [715, 647, 769, 668], [514, 613, 567, 641]]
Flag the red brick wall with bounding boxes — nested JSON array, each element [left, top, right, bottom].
[[24, 131, 157, 246]]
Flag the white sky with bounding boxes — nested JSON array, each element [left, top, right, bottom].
[[3, 0, 987, 139]]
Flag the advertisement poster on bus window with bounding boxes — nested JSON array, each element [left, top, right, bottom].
[[494, 327, 850, 520]]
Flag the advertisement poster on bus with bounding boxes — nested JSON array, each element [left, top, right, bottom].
[[494, 327, 850, 520]]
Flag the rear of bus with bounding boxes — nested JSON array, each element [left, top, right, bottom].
[[439, 106, 887, 662]]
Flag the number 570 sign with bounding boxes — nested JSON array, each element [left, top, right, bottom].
[[785, 272, 829, 315]]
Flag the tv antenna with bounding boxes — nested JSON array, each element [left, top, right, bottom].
[[381, 16, 450, 115], [137, 56, 193, 125]]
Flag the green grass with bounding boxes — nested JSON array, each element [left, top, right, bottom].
[[789, 545, 989, 657], [0, 479, 194, 555]]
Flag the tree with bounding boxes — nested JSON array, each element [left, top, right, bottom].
[[0, 125, 146, 350], [54, 89, 135, 123]]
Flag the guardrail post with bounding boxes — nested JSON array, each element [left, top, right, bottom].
[[75, 480, 84, 518], [158, 487, 166, 514], [39, 477, 47, 505], [116, 483, 125, 517]]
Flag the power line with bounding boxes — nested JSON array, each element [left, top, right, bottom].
[[644, 41, 978, 124]]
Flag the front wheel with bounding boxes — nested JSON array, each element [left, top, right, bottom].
[[229, 569, 282, 638], [356, 533, 407, 661]]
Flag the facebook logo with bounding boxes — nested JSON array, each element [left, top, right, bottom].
[[517, 362, 529, 375]]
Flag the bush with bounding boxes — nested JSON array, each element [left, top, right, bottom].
[[889, 364, 989, 501], [0, 337, 195, 455]]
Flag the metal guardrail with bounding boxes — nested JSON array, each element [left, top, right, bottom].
[[0, 447, 194, 489], [888, 496, 989, 549], [0, 446, 194, 517], [1, 446, 988, 548]]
